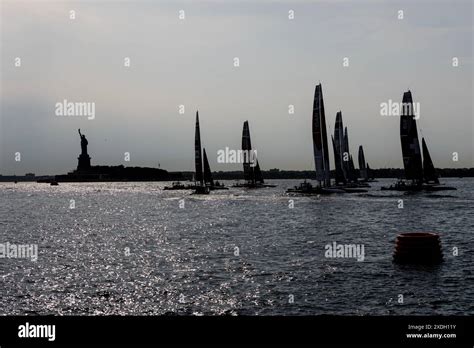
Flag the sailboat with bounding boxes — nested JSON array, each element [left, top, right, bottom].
[[288, 84, 350, 194], [193, 111, 210, 194], [233, 121, 276, 188], [382, 91, 455, 191], [313, 84, 331, 188]]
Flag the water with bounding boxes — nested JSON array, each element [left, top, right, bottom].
[[0, 179, 473, 315]]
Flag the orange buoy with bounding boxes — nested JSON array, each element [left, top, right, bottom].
[[393, 232, 443, 264]]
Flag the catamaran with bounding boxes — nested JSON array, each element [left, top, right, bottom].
[[165, 112, 227, 192], [233, 121, 276, 188], [382, 91, 455, 191], [192, 111, 210, 194]]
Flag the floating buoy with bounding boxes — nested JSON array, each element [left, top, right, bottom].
[[393, 232, 443, 264]]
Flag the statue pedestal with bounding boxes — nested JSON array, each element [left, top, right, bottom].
[[77, 154, 91, 171]]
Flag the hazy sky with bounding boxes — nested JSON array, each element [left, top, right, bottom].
[[1, 0, 472, 175]]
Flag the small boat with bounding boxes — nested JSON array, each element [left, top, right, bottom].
[[50, 180, 59, 186], [232, 120, 276, 189]]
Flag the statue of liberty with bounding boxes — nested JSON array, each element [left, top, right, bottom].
[[78, 129, 88, 155], [77, 129, 91, 171]]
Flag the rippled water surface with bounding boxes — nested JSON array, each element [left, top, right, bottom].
[[1, 179, 473, 315]]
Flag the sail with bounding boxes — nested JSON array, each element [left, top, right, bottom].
[[242, 121, 254, 184], [349, 155, 357, 181], [203, 148, 214, 186], [332, 136, 345, 185], [422, 138, 439, 184], [400, 91, 423, 184], [343, 127, 352, 182], [366, 163, 372, 180], [333, 111, 346, 184], [358, 145, 368, 180], [312, 84, 331, 186], [194, 111, 203, 185], [253, 160, 264, 184]]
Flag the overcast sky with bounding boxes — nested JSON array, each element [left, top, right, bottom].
[[1, 0, 472, 175]]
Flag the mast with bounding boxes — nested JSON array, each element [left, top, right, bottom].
[[422, 138, 439, 184], [312, 83, 331, 187], [242, 121, 254, 184], [194, 111, 204, 186], [358, 145, 368, 180], [203, 148, 214, 186], [400, 91, 423, 185]]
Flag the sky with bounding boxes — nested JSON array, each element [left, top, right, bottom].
[[0, 0, 472, 175]]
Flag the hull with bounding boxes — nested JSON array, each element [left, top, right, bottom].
[[193, 186, 210, 195], [381, 183, 422, 191], [163, 186, 192, 190], [286, 187, 346, 194], [341, 187, 368, 193], [424, 185, 456, 191], [232, 182, 276, 189], [208, 186, 229, 191], [381, 182, 455, 191], [286, 182, 346, 194]]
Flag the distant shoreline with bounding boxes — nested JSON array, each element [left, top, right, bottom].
[[1, 168, 473, 182]]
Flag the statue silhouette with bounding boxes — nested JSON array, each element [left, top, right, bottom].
[[78, 129, 88, 156]]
